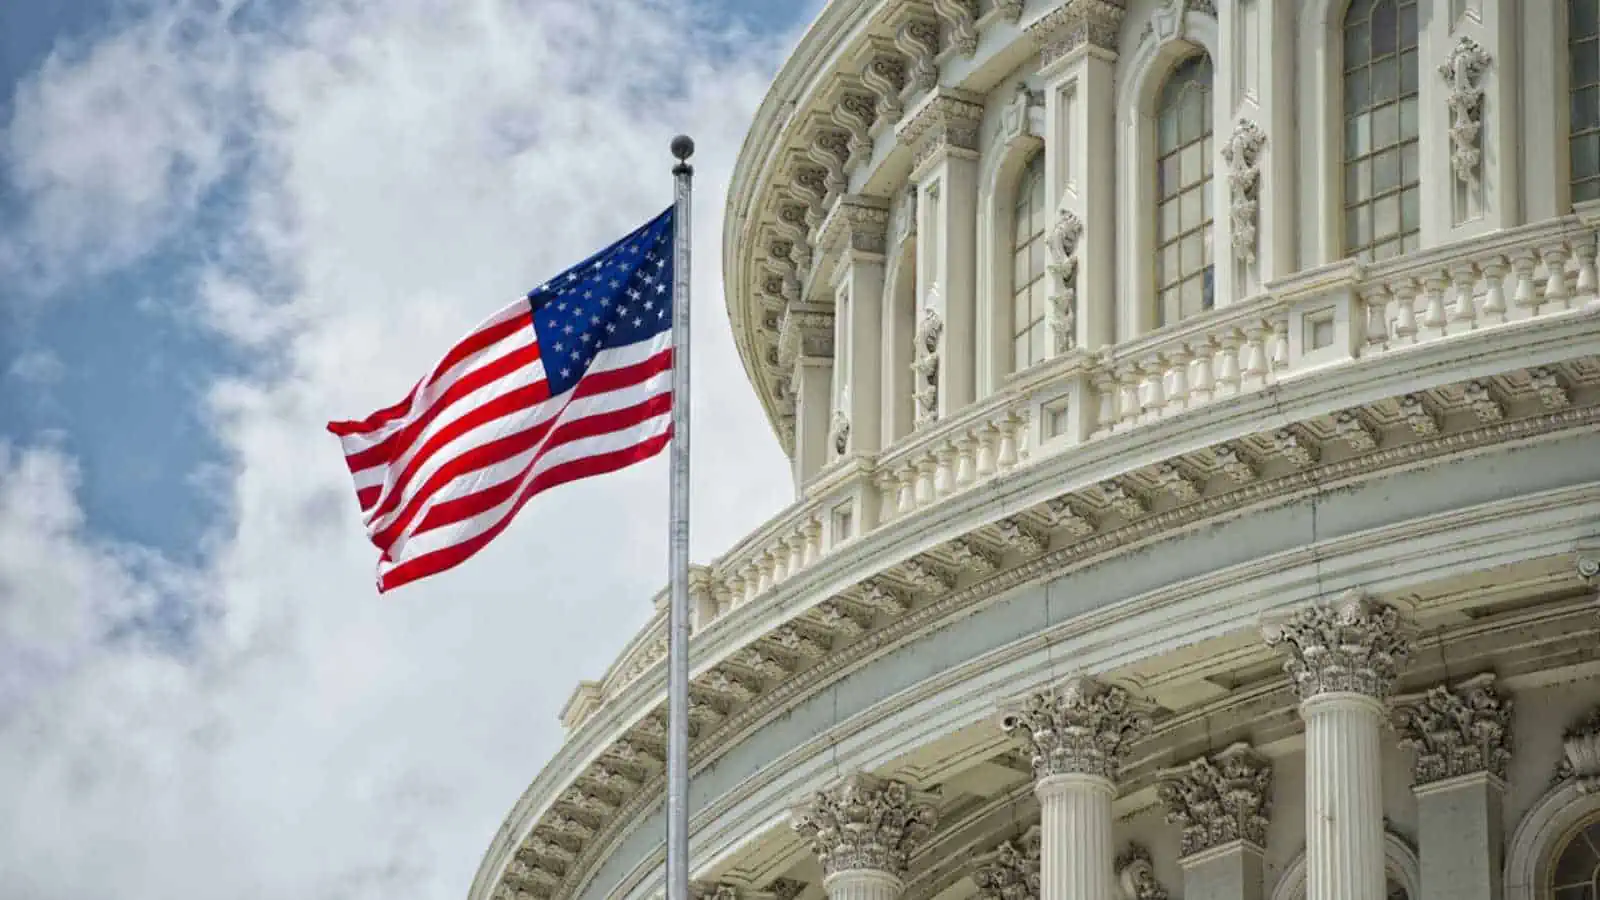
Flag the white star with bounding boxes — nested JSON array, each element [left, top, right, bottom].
[[633, 317, 643, 327], [553, 342, 565, 352], [606, 323, 616, 333], [609, 279, 621, 288], [643, 300, 654, 310], [627, 289, 642, 301], [563, 325, 575, 335], [566, 272, 579, 281], [561, 368, 572, 378], [581, 333, 592, 343], [655, 283, 668, 294], [589, 315, 600, 325]]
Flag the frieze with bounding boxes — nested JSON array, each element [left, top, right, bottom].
[[792, 773, 938, 877], [1392, 673, 1512, 785], [999, 677, 1153, 781], [1261, 591, 1413, 702]]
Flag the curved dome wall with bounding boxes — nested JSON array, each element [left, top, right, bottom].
[[475, 4, 1600, 900]]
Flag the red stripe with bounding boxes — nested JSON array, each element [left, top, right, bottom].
[[356, 485, 381, 511], [571, 347, 671, 400], [368, 354, 670, 551], [363, 378, 551, 526], [327, 310, 533, 437], [343, 341, 541, 473], [410, 391, 673, 538], [378, 429, 672, 593]]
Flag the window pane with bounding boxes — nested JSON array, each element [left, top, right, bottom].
[[1374, 193, 1399, 238], [1401, 186, 1420, 232], [1400, 142, 1419, 184], [1399, 49, 1418, 94], [1375, 238, 1402, 261], [1372, 103, 1399, 148], [1371, 0, 1397, 55], [1579, 178, 1600, 203], [1577, 44, 1600, 89], [1399, 1, 1418, 48], [1374, 148, 1401, 192], [1578, 0, 1600, 40], [1013, 248, 1028, 286], [1162, 244, 1180, 286], [1014, 335, 1029, 369], [1161, 198, 1179, 241], [1346, 68, 1370, 111], [1372, 57, 1398, 104], [1573, 132, 1600, 181], [1575, 86, 1600, 133], [1181, 277, 1203, 317], [1347, 112, 1372, 157], [1159, 109, 1179, 151], [1344, 21, 1370, 69], [1346, 204, 1371, 249], [1181, 143, 1202, 186], [1399, 95, 1419, 139], [1030, 238, 1045, 279], [1161, 154, 1180, 196], [1182, 232, 1203, 271], [1181, 188, 1203, 230]]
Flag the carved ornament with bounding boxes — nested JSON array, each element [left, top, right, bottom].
[[972, 827, 1041, 900], [1392, 673, 1512, 786], [1047, 209, 1084, 354], [999, 677, 1153, 781], [1115, 844, 1168, 900], [1027, 0, 1126, 69], [791, 773, 938, 877], [1438, 36, 1492, 186], [1221, 119, 1267, 264], [1260, 591, 1413, 702], [1157, 743, 1272, 856]]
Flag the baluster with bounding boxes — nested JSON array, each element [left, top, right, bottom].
[[719, 577, 739, 615], [786, 534, 804, 576], [744, 564, 762, 604], [1188, 339, 1216, 402], [1447, 262, 1479, 328], [934, 443, 956, 496], [1241, 327, 1268, 379], [914, 455, 937, 506], [1362, 283, 1392, 349], [1479, 256, 1507, 324], [1092, 373, 1117, 435], [770, 546, 789, 584], [1574, 236, 1598, 303], [874, 473, 898, 524], [955, 434, 977, 487], [1421, 273, 1448, 329], [1118, 369, 1141, 426], [1013, 411, 1032, 462], [1542, 245, 1571, 311], [1270, 319, 1290, 371], [1140, 360, 1166, 419], [996, 415, 1020, 469], [1165, 349, 1192, 409], [896, 467, 916, 514], [1511, 249, 1539, 314], [756, 556, 773, 594], [803, 520, 822, 566], [1391, 278, 1418, 342], [975, 423, 998, 477], [1216, 332, 1243, 393]]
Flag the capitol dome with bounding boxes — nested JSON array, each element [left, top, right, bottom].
[[473, 3, 1600, 900]]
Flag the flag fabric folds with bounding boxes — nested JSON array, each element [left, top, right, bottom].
[[328, 207, 676, 592]]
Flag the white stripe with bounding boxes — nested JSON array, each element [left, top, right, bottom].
[[348, 353, 548, 496], [368, 340, 672, 547], [382, 411, 672, 567], [337, 320, 536, 456]]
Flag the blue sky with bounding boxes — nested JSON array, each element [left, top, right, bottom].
[[0, 1, 808, 897]]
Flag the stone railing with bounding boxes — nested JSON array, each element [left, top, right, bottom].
[[560, 217, 1600, 732]]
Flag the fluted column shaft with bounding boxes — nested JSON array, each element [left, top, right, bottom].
[[1038, 773, 1115, 900], [1262, 593, 1412, 900], [823, 871, 902, 900], [1302, 693, 1388, 900]]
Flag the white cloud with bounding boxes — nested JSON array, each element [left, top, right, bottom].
[[6, 348, 65, 386], [0, 1, 803, 898]]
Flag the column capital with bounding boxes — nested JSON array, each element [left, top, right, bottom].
[[791, 773, 937, 879], [895, 88, 983, 178], [1156, 742, 1273, 858], [777, 304, 836, 368], [998, 676, 1153, 781], [1392, 672, 1512, 788], [1260, 591, 1414, 703], [971, 826, 1041, 900], [1025, 0, 1125, 72], [817, 194, 891, 265]]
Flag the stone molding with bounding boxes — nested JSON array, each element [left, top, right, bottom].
[[1026, 0, 1125, 70], [1260, 591, 1414, 703], [791, 773, 938, 878], [998, 677, 1154, 781], [1156, 742, 1272, 857], [1392, 672, 1513, 786], [971, 826, 1041, 900]]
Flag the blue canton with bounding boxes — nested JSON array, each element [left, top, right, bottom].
[[525, 206, 675, 396]]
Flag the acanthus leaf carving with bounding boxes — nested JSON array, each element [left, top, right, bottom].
[[791, 773, 938, 877], [972, 826, 1042, 900], [1047, 208, 1083, 354], [1555, 707, 1600, 792], [1439, 36, 1492, 186], [999, 677, 1154, 781], [1156, 743, 1272, 857], [1260, 590, 1413, 702], [1027, 1, 1125, 69], [1115, 844, 1168, 900], [1221, 118, 1267, 264], [1392, 673, 1512, 786]]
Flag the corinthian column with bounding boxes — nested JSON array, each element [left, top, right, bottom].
[[1157, 743, 1272, 900], [1000, 677, 1153, 900], [792, 774, 938, 900], [1262, 592, 1413, 900]]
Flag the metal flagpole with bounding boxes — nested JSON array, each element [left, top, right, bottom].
[[665, 134, 695, 900]]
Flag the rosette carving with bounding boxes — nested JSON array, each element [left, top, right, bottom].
[[972, 827, 1041, 900], [1392, 673, 1512, 785], [1261, 591, 1413, 702], [1157, 743, 1272, 856], [999, 677, 1153, 781], [792, 774, 938, 877]]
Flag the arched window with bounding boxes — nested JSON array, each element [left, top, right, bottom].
[[1012, 152, 1048, 370], [1551, 812, 1600, 900], [1155, 54, 1214, 329], [1342, 0, 1419, 260], [1572, 0, 1600, 203]]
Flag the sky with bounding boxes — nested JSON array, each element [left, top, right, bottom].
[[0, 1, 811, 897]]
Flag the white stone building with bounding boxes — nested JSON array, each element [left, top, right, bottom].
[[472, 3, 1600, 900]]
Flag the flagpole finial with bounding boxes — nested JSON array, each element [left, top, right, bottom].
[[671, 134, 695, 175]]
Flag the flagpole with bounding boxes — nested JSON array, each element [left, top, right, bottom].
[[665, 134, 695, 900]]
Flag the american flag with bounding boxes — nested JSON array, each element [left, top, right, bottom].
[[328, 207, 676, 592]]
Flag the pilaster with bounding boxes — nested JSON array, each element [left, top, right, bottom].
[[1000, 676, 1152, 900], [1424, 2, 1520, 240], [819, 196, 890, 456], [1030, 1, 1122, 350], [1262, 591, 1413, 900], [898, 88, 982, 421], [1393, 673, 1512, 900], [881, 189, 918, 445], [792, 773, 938, 900], [1214, 0, 1296, 293], [1158, 742, 1271, 900], [780, 305, 836, 488]]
